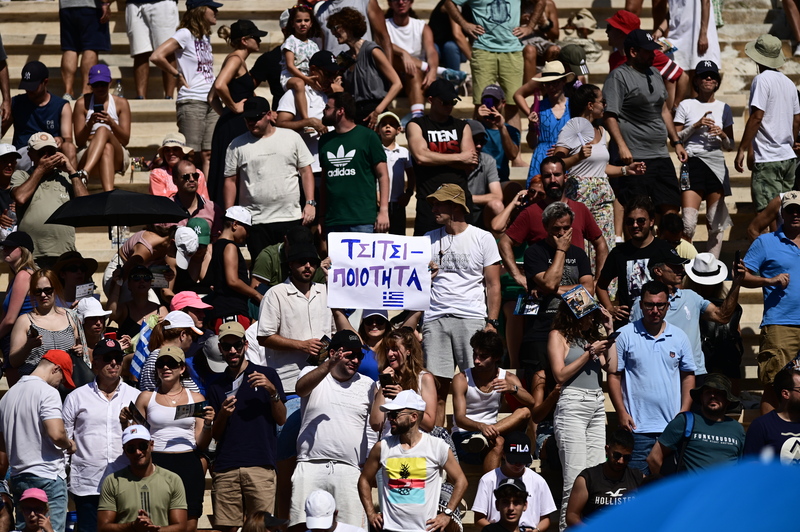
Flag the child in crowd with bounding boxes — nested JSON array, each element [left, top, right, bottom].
[[481, 479, 531, 532], [280, 5, 322, 120], [377, 112, 415, 236]]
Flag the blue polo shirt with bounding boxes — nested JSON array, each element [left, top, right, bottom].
[[743, 226, 800, 327], [630, 289, 711, 375], [616, 320, 696, 434]]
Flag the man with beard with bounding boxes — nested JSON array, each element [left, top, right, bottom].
[[206, 322, 286, 530], [603, 29, 687, 214], [318, 92, 389, 234], [744, 368, 800, 463], [520, 201, 594, 395], [289, 331, 375, 530], [647, 374, 744, 475], [499, 156, 606, 292], [63, 338, 140, 532], [596, 195, 676, 330], [358, 390, 467, 532], [608, 281, 696, 475], [565, 429, 643, 526]]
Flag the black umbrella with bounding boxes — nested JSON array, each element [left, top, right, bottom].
[[45, 189, 188, 228]]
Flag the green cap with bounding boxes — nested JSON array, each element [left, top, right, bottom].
[[187, 218, 211, 245]]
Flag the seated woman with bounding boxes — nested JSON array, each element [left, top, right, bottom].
[[327, 8, 402, 128], [53, 251, 98, 307], [73, 64, 131, 192], [108, 265, 168, 339], [149, 133, 210, 200], [102, 224, 178, 300]]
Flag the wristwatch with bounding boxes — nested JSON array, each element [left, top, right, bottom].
[[271, 393, 281, 403], [671, 139, 684, 147], [306, 200, 318, 207], [440, 508, 453, 517], [486, 318, 500, 328], [510, 385, 519, 395]]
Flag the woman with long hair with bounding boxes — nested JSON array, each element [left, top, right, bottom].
[[206, 19, 267, 201], [107, 265, 167, 339], [370, 327, 437, 434], [9, 269, 81, 381], [151, 1, 223, 178], [138, 310, 202, 393], [124, 345, 214, 532], [548, 302, 613, 531], [53, 251, 98, 307], [0, 232, 35, 368], [102, 224, 178, 300]]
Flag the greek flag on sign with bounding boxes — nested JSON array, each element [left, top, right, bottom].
[[383, 291, 404, 307], [129, 321, 153, 379]]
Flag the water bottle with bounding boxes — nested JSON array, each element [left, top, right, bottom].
[[114, 79, 124, 98], [111, 225, 130, 248], [66, 511, 77, 532], [679, 162, 690, 191]]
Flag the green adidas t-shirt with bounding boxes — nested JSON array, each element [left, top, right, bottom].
[[98, 466, 187, 526], [319, 125, 387, 227]]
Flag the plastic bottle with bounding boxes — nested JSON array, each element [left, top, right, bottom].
[[114, 79, 124, 99], [679, 162, 690, 191], [66, 511, 77, 532]]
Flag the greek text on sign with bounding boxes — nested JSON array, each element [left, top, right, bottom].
[[328, 233, 432, 311]]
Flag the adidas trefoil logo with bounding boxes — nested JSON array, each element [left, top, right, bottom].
[[327, 145, 357, 176]]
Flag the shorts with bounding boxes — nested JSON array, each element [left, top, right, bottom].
[[450, 431, 484, 465], [421, 316, 484, 378], [752, 158, 796, 212], [152, 451, 205, 518], [77, 139, 131, 174], [177, 100, 219, 152], [211, 466, 276, 527], [616, 157, 680, 209], [757, 324, 800, 384], [289, 461, 366, 528], [125, 0, 179, 56], [60, 7, 111, 52], [470, 48, 523, 107], [520, 35, 556, 57], [685, 157, 724, 195]]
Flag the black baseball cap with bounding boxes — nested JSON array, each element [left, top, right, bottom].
[[329, 330, 362, 354], [242, 97, 270, 118], [493, 478, 529, 498], [648, 247, 690, 271], [695, 59, 721, 79], [0, 231, 34, 253], [94, 338, 124, 360], [309, 51, 343, 73], [229, 19, 268, 42], [624, 29, 660, 52], [19, 61, 48, 91], [186, 0, 223, 8], [503, 431, 532, 464], [426, 79, 461, 105]]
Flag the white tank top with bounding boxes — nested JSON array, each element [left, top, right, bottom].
[[452, 367, 505, 433], [386, 17, 426, 59], [147, 388, 197, 452], [86, 94, 120, 135]]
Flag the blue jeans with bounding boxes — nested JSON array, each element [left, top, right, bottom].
[[71, 494, 100, 532], [326, 224, 374, 234], [276, 396, 302, 461], [631, 432, 660, 476], [434, 42, 467, 71], [12, 475, 68, 532]]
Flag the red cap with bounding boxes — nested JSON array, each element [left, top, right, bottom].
[[42, 349, 75, 389], [606, 10, 640, 34]]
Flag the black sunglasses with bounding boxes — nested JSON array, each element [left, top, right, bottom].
[[32, 287, 55, 296], [124, 441, 149, 454], [344, 352, 364, 361], [129, 274, 153, 282], [219, 340, 244, 352], [155, 358, 183, 370], [611, 451, 633, 461], [180, 172, 200, 181], [103, 353, 124, 365], [624, 217, 648, 226]]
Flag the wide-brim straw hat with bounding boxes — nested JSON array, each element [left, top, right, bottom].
[[531, 61, 576, 84]]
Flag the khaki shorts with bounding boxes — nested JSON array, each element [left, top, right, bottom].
[[751, 159, 796, 212], [470, 48, 523, 107], [757, 324, 800, 384], [211, 466, 276, 527], [177, 100, 219, 152]]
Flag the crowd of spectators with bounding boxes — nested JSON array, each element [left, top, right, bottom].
[[0, 0, 800, 531]]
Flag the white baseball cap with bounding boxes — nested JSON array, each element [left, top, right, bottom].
[[305, 490, 336, 530], [77, 297, 112, 321], [122, 425, 151, 445], [225, 206, 252, 226], [163, 310, 203, 335], [175, 226, 199, 269], [0, 144, 21, 160], [380, 389, 427, 412]]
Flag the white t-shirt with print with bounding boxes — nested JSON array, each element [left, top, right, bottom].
[[674, 98, 733, 157], [749, 69, 800, 163], [426, 224, 501, 320], [173, 29, 215, 102], [277, 86, 332, 173]]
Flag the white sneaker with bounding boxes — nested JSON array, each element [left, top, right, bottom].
[[464, 433, 488, 453]]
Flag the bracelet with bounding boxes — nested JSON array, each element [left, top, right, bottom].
[[555, 249, 566, 253], [671, 139, 683, 147], [173, 72, 181, 79], [621, 165, 628, 176], [202, 424, 212, 430]]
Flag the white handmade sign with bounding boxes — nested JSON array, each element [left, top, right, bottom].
[[327, 233, 432, 310]]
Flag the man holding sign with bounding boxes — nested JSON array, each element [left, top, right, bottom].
[[206, 322, 286, 531], [424, 184, 502, 426]]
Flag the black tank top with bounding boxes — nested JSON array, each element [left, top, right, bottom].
[[579, 463, 643, 519], [205, 238, 250, 318]]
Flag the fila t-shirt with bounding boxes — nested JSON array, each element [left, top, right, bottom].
[[319, 125, 387, 226]]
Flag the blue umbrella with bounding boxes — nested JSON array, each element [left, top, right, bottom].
[[582, 459, 800, 531]]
